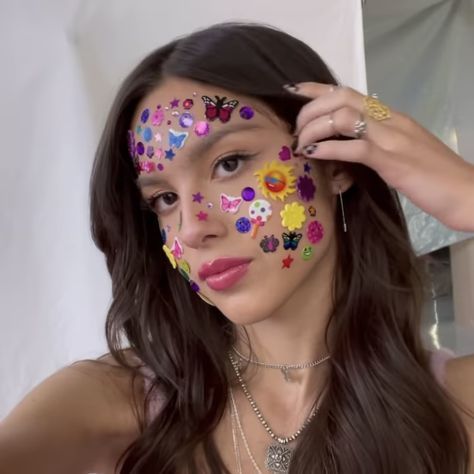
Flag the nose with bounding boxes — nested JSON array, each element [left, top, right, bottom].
[[178, 199, 227, 249]]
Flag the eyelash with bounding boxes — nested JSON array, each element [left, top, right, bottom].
[[142, 152, 254, 213]]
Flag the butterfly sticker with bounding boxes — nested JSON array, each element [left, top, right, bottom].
[[220, 193, 243, 214], [168, 129, 189, 149], [282, 232, 302, 251], [201, 96, 239, 123]]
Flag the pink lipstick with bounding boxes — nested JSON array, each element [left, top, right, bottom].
[[198, 257, 252, 291]]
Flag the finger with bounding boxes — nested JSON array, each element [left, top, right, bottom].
[[295, 106, 387, 153], [294, 85, 366, 134], [283, 81, 338, 98], [299, 138, 379, 169]]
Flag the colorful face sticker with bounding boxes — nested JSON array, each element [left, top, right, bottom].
[[140, 161, 155, 173], [151, 107, 164, 126], [146, 145, 154, 158], [278, 146, 291, 161], [194, 121, 210, 137], [280, 202, 306, 231], [127, 130, 135, 158], [143, 127, 153, 142], [308, 205, 317, 217], [170, 237, 184, 259], [254, 161, 296, 201], [165, 149, 175, 160], [249, 199, 272, 238], [260, 234, 279, 253], [183, 98, 194, 109], [239, 106, 254, 120], [154, 131, 162, 142], [170, 98, 180, 108], [196, 211, 208, 221], [168, 129, 189, 149], [241, 186, 255, 201], [162, 244, 177, 269], [190, 281, 200, 292], [282, 254, 294, 269], [306, 220, 324, 244], [141, 108, 150, 123], [282, 231, 302, 251], [235, 217, 251, 233], [302, 246, 313, 260], [220, 193, 243, 214], [202, 95, 239, 123], [179, 113, 194, 128], [304, 162, 312, 174], [177, 260, 191, 279], [136, 142, 145, 155], [297, 175, 316, 202], [192, 192, 204, 203]]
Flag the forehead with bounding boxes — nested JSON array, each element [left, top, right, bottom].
[[132, 77, 280, 129]]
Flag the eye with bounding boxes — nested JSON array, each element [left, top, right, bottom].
[[212, 153, 253, 179], [144, 191, 178, 214]]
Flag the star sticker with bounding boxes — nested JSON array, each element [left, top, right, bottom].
[[196, 211, 208, 221], [282, 255, 294, 269], [304, 162, 311, 173], [154, 132, 162, 142], [192, 192, 204, 203], [165, 148, 175, 160], [170, 98, 180, 108]]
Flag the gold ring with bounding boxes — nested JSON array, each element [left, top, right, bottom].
[[363, 94, 391, 121]]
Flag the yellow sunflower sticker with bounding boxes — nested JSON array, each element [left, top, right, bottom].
[[254, 161, 296, 201], [280, 202, 306, 231], [162, 244, 177, 269]]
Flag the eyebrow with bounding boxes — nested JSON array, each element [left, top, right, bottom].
[[136, 122, 263, 188]]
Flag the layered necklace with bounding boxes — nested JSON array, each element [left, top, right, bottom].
[[228, 349, 330, 473]]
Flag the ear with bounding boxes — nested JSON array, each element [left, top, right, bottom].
[[324, 162, 354, 195]]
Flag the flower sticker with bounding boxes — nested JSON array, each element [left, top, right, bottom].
[[280, 202, 306, 231], [296, 175, 316, 202], [254, 161, 296, 201]]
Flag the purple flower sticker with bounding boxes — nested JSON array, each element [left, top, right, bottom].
[[297, 175, 316, 202], [260, 235, 280, 253]]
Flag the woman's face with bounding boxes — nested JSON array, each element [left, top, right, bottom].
[[132, 77, 346, 325]]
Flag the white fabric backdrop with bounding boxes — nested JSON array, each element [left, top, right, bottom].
[[0, 0, 366, 418], [364, 0, 474, 255]]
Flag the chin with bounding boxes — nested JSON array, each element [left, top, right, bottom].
[[217, 299, 276, 327]]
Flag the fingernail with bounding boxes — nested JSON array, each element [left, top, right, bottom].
[[283, 83, 299, 93], [303, 144, 318, 155]]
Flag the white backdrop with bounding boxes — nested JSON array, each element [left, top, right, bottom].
[[0, 0, 366, 418]]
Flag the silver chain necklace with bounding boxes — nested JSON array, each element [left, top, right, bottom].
[[231, 345, 331, 382], [228, 351, 328, 473]]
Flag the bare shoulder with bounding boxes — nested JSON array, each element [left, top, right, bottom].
[[445, 354, 474, 422], [445, 354, 474, 471]]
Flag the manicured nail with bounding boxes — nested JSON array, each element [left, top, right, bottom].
[[283, 83, 299, 93], [303, 144, 318, 155]]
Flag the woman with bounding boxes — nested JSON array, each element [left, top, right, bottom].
[[1, 22, 473, 474]]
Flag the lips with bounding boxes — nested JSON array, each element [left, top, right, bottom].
[[198, 257, 252, 291]]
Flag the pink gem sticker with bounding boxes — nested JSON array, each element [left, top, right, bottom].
[[194, 121, 210, 137], [306, 220, 324, 244]]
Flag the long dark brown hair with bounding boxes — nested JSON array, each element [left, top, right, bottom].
[[89, 22, 471, 473]]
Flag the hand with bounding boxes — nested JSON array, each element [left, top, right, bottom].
[[287, 82, 474, 233]]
